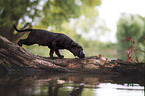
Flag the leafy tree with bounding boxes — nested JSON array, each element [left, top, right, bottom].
[[116, 13, 145, 61], [0, 0, 101, 42], [37, 0, 101, 30], [10, 0, 103, 58], [0, 0, 40, 42]]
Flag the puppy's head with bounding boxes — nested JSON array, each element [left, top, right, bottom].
[[71, 43, 85, 58]]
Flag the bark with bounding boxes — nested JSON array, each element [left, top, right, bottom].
[[0, 36, 145, 76], [0, 36, 70, 72]]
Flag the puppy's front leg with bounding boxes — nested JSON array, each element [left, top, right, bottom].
[[55, 50, 64, 59], [49, 49, 54, 59]]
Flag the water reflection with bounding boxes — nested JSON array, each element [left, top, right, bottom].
[[0, 73, 144, 96]]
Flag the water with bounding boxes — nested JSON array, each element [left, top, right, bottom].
[[0, 73, 144, 96]]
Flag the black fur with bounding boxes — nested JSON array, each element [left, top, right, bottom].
[[14, 25, 85, 59]]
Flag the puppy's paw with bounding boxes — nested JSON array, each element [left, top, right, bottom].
[[17, 43, 22, 47], [50, 56, 55, 59], [59, 55, 64, 59]]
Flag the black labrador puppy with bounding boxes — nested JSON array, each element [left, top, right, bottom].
[[14, 25, 85, 59]]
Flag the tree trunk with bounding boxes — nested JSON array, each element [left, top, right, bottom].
[[0, 36, 145, 76], [0, 25, 29, 43]]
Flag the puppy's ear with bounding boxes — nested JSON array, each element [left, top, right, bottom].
[[71, 47, 77, 56], [71, 43, 79, 56]]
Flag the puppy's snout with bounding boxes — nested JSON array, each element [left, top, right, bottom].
[[81, 53, 85, 58], [79, 52, 85, 58]]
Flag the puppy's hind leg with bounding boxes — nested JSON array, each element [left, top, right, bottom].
[[18, 39, 26, 46], [55, 50, 64, 59], [18, 38, 35, 46]]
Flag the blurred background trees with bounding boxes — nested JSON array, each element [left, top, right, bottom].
[[0, 0, 144, 62], [0, 0, 40, 42], [0, 0, 101, 42], [116, 13, 145, 61]]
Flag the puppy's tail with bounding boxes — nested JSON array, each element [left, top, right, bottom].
[[13, 25, 32, 32]]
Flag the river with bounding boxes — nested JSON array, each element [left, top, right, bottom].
[[0, 73, 144, 96]]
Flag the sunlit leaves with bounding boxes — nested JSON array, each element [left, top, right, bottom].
[[40, 0, 101, 29], [116, 13, 145, 61], [41, 0, 81, 28], [0, 0, 40, 27], [117, 14, 144, 42]]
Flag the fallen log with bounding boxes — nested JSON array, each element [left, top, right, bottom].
[[0, 36, 145, 76], [0, 36, 70, 73]]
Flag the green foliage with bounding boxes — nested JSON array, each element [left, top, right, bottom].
[[24, 20, 116, 59], [0, 0, 40, 27], [116, 13, 145, 61], [38, 0, 101, 29], [0, 0, 40, 41], [23, 44, 49, 57], [1, 0, 117, 59], [41, 0, 81, 28], [0, 0, 101, 42], [117, 14, 144, 42]]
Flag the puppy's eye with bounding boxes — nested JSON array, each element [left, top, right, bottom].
[[79, 47, 83, 50], [78, 46, 82, 48]]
